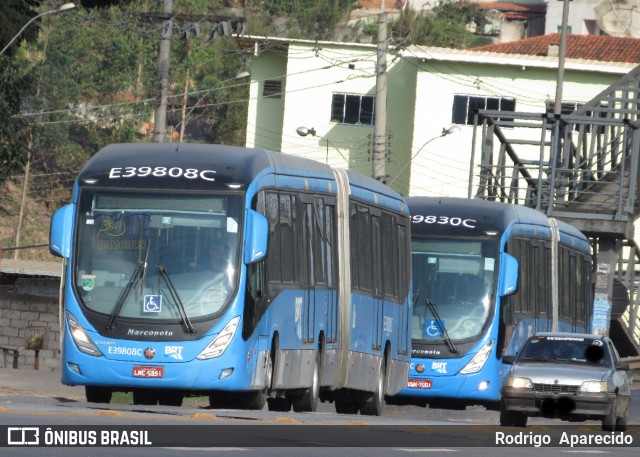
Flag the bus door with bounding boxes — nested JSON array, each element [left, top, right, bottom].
[[371, 213, 383, 351], [301, 198, 315, 344], [325, 203, 338, 344]]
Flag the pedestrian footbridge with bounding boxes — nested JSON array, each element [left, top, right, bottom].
[[471, 65, 640, 357]]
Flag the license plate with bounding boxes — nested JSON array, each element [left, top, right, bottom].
[[133, 366, 164, 378], [408, 378, 432, 389]]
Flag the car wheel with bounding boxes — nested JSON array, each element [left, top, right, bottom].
[[601, 397, 618, 431], [616, 408, 628, 432]]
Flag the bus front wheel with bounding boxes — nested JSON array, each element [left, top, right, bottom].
[[85, 386, 112, 404]]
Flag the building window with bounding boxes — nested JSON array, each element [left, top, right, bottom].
[[331, 93, 375, 125], [263, 80, 282, 99], [452, 95, 516, 125], [546, 101, 594, 133], [556, 25, 572, 33]]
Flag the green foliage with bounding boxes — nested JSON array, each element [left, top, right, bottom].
[[0, 0, 39, 56], [390, 1, 492, 49], [0, 59, 29, 182]]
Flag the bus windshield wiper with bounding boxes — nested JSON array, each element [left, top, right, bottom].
[[424, 298, 458, 354], [106, 261, 147, 330], [158, 266, 195, 334]]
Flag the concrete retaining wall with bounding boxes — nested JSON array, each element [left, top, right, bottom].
[[0, 278, 61, 371]]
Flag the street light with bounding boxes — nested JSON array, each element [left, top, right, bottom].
[[388, 125, 461, 186], [296, 126, 348, 164], [0, 3, 76, 56]]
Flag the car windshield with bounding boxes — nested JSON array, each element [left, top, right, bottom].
[[74, 191, 243, 320], [411, 237, 498, 341], [518, 335, 612, 367]]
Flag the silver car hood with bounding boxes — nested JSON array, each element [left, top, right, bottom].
[[509, 362, 611, 385]]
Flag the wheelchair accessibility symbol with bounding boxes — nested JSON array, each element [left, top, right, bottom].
[[424, 319, 443, 338], [144, 295, 162, 313]]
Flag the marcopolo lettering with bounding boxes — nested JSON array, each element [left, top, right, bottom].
[[127, 329, 173, 337]]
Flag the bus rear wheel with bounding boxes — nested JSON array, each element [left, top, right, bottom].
[[360, 355, 386, 416], [85, 386, 112, 404], [335, 400, 359, 415], [292, 348, 321, 412]]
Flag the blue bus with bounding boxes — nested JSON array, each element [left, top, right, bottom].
[[49, 143, 412, 415], [391, 197, 593, 409]]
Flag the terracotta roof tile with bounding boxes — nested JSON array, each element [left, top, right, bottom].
[[468, 33, 640, 63]]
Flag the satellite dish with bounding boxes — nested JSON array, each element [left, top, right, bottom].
[[594, 0, 640, 37]]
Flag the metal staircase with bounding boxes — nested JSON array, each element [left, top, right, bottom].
[[469, 65, 640, 356]]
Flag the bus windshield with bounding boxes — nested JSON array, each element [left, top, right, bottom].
[[74, 191, 243, 321], [411, 237, 498, 341]]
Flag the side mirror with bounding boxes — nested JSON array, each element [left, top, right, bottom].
[[243, 209, 268, 264], [49, 204, 74, 259], [498, 252, 518, 297], [502, 355, 516, 365]]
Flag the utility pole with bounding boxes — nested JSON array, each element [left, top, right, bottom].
[[554, 0, 571, 115], [372, 12, 388, 183], [153, 0, 173, 143], [143, 2, 245, 143]]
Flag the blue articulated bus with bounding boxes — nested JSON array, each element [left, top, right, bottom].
[[390, 197, 593, 409], [49, 143, 412, 415]]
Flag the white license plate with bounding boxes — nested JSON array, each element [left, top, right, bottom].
[[408, 378, 432, 389], [132, 366, 164, 378]]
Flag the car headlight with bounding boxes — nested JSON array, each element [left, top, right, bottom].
[[506, 376, 533, 389], [579, 381, 607, 393], [197, 316, 240, 360], [460, 339, 494, 374], [66, 312, 103, 356]]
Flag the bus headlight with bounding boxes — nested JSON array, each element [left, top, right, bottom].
[[197, 316, 240, 360], [459, 339, 494, 374], [66, 312, 103, 356]]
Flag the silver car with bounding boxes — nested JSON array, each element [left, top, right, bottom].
[[500, 332, 631, 430]]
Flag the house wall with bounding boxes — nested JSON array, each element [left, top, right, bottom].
[[278, 43, 380, 177], [408, 59, 625, 197], [245, 39, 633, 199], [545, 0, 602, 35], [246, 50, 288, 152], [0, 279, 61, 371]]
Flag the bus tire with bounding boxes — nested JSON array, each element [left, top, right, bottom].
[[335, 400, 359, 415], [360, 354, 387, 416], [133, 389, 158, 405], [157, 390, 184, 407], [499, 402, 527, 427], [240, 390, 266, 410], [292, 345, 322, 412], [85, 386, 112, 404], [267, 397, 291, 412]]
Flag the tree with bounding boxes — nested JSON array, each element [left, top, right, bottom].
[[389, 1, 492, 49]]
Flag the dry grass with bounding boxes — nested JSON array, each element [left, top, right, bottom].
[[0, 179, 60, 262]]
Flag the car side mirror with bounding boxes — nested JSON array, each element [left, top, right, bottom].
[[502, 355, 516, 365]]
